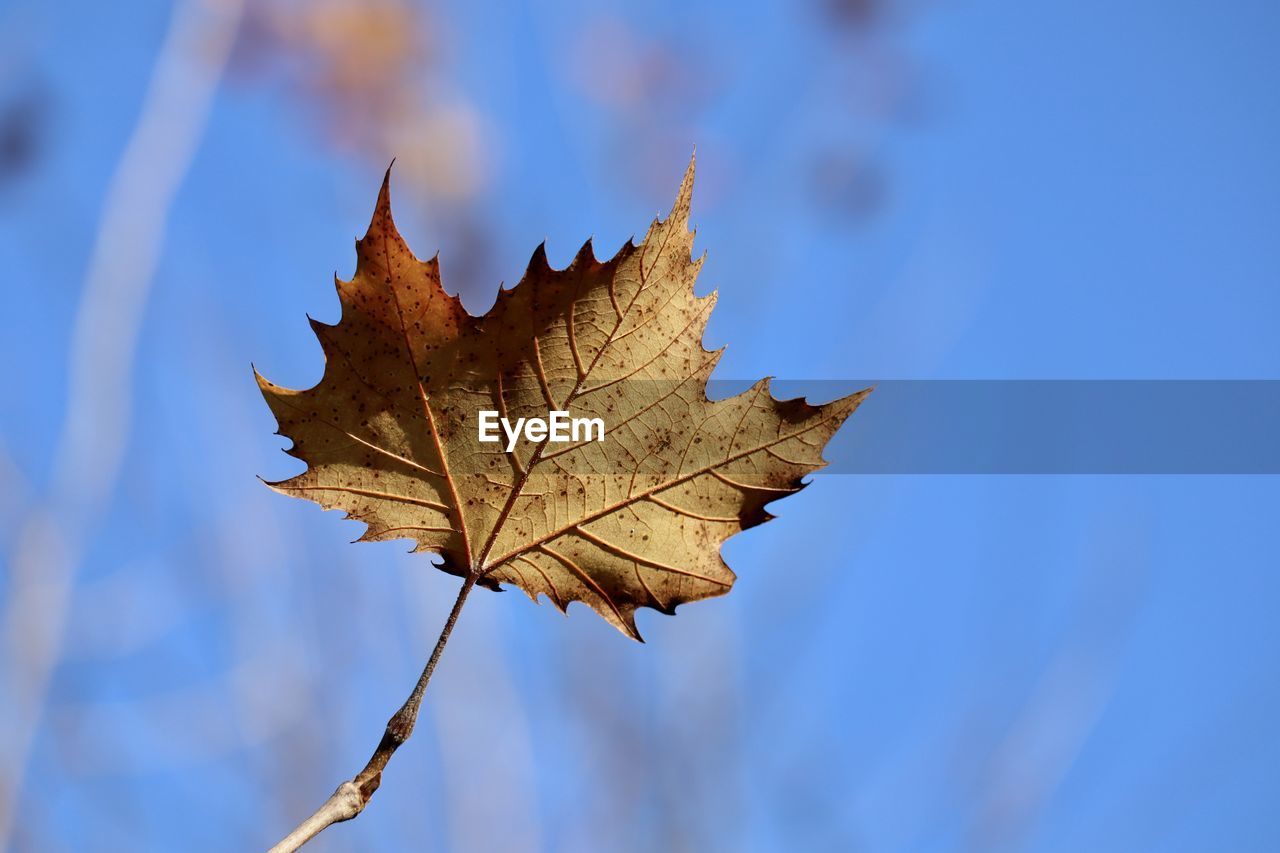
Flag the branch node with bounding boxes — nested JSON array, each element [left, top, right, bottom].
[[329, 781, 365, 823], [386, 708, 416, 745]]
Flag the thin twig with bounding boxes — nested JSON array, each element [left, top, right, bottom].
[[267, 573, 478, 853]]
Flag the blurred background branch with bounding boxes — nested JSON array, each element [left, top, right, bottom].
[[0, 0, 246, 843]]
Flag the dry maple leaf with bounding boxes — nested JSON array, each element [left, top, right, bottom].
[[257, 156, 867, 639]]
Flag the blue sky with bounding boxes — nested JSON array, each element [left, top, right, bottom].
[[1, 0, 1277, 850]]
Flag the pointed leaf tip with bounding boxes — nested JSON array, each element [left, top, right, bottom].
[[528, 240, 550, 274], [377, 163, 394, 208], [573, 237, 597, 266], [360, 185, 394, 250], [669, 152, 696, 227]]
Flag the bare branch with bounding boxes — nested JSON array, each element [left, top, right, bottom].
[[267, 573, 477, 853]]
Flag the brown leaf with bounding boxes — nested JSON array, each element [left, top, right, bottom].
[[258, 156, 867, 639]]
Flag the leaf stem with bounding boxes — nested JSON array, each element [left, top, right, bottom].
[[267, 572, 477, 853]]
